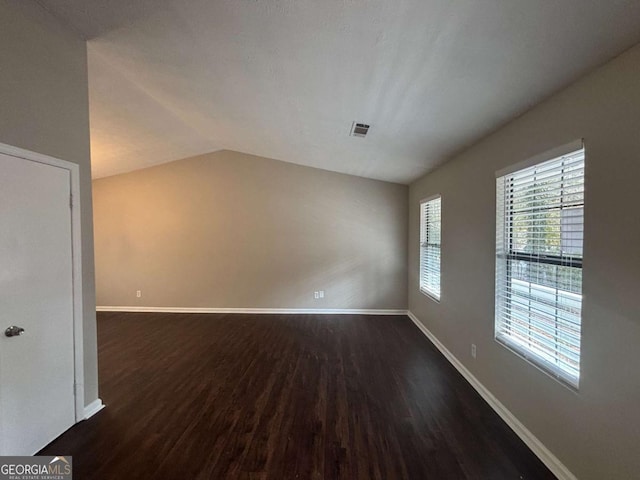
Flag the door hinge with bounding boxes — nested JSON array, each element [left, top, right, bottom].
[[69, 193, 73, 209]]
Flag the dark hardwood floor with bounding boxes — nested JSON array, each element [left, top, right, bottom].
[[40, 312, 555, 479]]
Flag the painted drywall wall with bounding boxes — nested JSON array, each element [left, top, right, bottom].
[[409, 43, 640, 479], [0, 1, 98, 407], [93, 150, 408, 310]]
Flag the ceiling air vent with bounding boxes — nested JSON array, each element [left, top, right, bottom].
[[350, 122, 370, 138]]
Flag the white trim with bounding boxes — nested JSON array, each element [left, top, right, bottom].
[[495, 139, 584, 178], [419, 286, 441, 303], [83, 399, 105, 420], [419, 192, 441, 204], [495, 335, 580, 392], [407, 311, 578, 480], [0, 142, 86, 425], [97, 306, 407, 315]]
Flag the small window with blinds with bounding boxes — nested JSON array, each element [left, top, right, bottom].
[[420, 196, 441, 300], [495, 147, 585, 388]]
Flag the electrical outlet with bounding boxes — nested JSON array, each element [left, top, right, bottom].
[[314, 291, 319, 299], [471, 344, 477, 359], [319, 290, 325, 298], [136, 290, 142, 298]]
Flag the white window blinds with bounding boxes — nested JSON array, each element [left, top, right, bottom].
[[495, 148, 585, 388], [420, 196, 441, 299]]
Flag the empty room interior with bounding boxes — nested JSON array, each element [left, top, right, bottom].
[[1, 0, 640, 479]]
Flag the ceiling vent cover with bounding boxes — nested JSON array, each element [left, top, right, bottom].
[[350, 122, 370, 138]]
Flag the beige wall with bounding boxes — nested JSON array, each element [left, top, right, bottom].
[[0, 1, 98, 406], [93, 150, 408, 310], [409, 43, 640, 479]]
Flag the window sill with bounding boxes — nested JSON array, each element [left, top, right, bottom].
[[495, 334, 580, 392], [419, 287, 440, 303]]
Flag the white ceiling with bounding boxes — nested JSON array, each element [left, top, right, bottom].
[[37, 0, 640, 183]]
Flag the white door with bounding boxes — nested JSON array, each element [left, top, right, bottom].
[[0, 152, 76, 455]]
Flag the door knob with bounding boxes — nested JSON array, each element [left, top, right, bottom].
[[5, 326, 25, 337]]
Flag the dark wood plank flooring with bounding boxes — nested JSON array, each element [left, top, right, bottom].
[[40, 312, 555, 479]]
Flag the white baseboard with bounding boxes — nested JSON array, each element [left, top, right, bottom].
[[96, 306, 408, 315], [83, 399, 105, 420], [406, 311, 577, 480]]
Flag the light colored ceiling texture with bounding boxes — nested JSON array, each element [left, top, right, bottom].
[[37, 0, 640, 183]]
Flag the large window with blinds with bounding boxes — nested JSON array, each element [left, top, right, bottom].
[[420, 196, 441, 300], [495, 146, 585, 388]]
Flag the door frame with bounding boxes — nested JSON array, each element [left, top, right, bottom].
[[0, 141, 86, 424]]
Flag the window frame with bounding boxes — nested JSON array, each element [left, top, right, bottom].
[[494, 141, 585, 389], [419, 194, 442, 301]]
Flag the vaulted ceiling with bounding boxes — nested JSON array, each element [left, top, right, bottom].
[[37, 0, 640, 183]]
